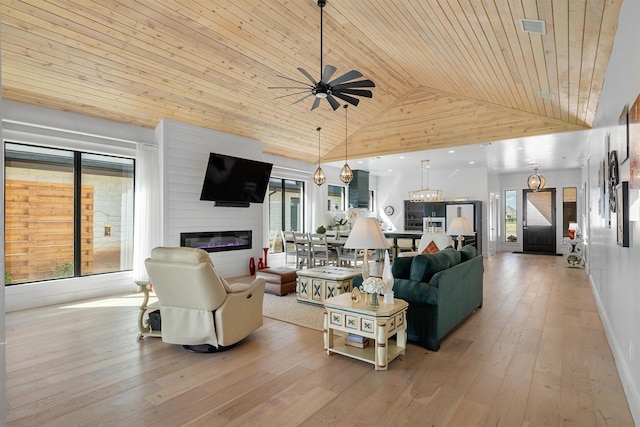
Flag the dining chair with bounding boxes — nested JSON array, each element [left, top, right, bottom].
[[281, 230, 297, 267], [293, 232, 312, 269], [336, 246, 363, 267], [309, 233, 337, 266]]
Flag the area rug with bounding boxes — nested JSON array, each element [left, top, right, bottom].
[[262, 293, 324, 331]]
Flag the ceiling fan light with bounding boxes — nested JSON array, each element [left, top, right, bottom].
[[340, 163, 353, 183], [313, 167, 326, 185]]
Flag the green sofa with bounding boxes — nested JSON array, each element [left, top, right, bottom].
[[390, 246, 483, 351]]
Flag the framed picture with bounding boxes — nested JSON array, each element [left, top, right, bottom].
[[630, 94, 640, 190], [619, 105, 629, 163], [616, 181, 629, 247]]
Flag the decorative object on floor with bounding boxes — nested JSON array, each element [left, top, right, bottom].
[[382, 249, 394, 304], [447, 207, 474, 250], [313, 127, 326, 186], [408, 160, 443, 202], [527, 166, 546, 191], [268, 0, 375, 111], [339, 104, 354, 184], [360, 276, 385, 308], [262, 247, 270, 268], [343, 217, 389, 279]]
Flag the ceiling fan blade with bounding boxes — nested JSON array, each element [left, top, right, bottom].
[[326, 94, 341, 110], [275, 91, 312, 100], [311, 97, 322, 110], [293, 93, 313, 105], [275, 74, 314, 87], [332, 79, 376, 90], [320, 65, 337, 83], [297, 67, 319, 85], [334, 88, 373, 98], [332, 92, 360, 107], [328, 70, 363, 86], [268, 86, 310, 90]]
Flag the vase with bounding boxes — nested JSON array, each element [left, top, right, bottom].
[[263, 247, 269, 268], [369, 292, 379, 308], [249, 257, 256, 275]]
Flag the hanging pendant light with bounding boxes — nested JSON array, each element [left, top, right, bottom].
[[313, 126, 326, 186], [408, 160, 443, 202], [527, 167, 546, 192], [339, 104, 354, 184]]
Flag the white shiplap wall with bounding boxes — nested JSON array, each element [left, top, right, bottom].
[[158, 119, 267, 277]]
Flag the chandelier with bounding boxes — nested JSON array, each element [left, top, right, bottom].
[[339, 104, 354, 184], [313, 127, 326, 186], [527, 167, 546, 192], [408, 160, 443, 202]]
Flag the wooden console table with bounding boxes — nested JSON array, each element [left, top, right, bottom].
[[324, 293, 408, 370], [296, 266, 360, 305]]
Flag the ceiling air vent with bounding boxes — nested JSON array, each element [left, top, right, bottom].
[[519, 19, 546, 35]]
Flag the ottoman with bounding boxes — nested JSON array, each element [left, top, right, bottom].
[[256, 267, 298, 296]]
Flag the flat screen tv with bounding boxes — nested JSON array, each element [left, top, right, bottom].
[[199, 152, 273, 205]]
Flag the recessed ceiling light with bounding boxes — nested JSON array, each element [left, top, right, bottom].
[[357, 160, 364, 164], [398, 156, 404, 159], [468, 161, 475, 165], [448, 150, 455, 154], [517, 147, 524, 150], [388, 169, 393, 172]]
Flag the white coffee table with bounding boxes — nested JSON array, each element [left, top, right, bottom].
[[323, 293, 408, 370]]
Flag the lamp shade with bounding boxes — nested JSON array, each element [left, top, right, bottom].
[[344, 217, 389, 250], [568, 222, 579, 231], [447, 217, 474, 236]]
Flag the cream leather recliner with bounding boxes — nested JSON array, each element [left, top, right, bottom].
[[144, 246, 265, 351]]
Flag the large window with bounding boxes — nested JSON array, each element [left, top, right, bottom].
[[268, 177, 304, 252], [505, 190, 517, 242], [4, 143, 135, 285]]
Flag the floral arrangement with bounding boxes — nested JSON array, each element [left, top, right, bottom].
[[335, 218, 348, 227], [360, 277, 386, 295]]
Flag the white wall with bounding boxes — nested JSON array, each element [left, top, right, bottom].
[[584, 0, 640, 421]]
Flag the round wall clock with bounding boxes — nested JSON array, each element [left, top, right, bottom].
[[384, 205, 395, 216]]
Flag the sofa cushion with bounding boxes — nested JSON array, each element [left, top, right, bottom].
[[409, 252, 452, 283], [460, 245, 478, 262], [439, 246, 461, 266], [421, 240, 439, 254], [391, 256, 413, 280]]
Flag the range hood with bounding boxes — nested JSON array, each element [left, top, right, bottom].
[[348, 170, 369, 209]]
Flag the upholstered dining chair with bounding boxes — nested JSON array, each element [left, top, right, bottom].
[[144, 246, 265, 352]]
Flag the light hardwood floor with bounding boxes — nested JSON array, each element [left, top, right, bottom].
[[5, 253, 634, 426]]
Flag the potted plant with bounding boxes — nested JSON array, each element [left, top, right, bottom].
[[316, 225, 326, 234]]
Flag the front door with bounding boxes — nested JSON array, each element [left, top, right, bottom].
[[523, 188, 556, 253]]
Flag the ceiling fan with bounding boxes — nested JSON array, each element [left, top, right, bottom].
[[269, 0, 375, 111]]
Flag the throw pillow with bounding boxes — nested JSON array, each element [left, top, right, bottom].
[[409, 252, 452, 283], [440, 246, 462, 266], [421, 240, 439, 254], [460, 245, 478, 261]]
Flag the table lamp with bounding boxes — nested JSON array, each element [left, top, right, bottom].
[[447, 208, 474, 251], [568, 222, 578, 239], [344, 217, 389, 279]]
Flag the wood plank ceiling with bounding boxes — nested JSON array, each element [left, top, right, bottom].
[[1, 0, 622, 164]]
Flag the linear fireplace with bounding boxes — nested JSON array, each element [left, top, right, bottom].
[[180, 230, 252, 253]]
